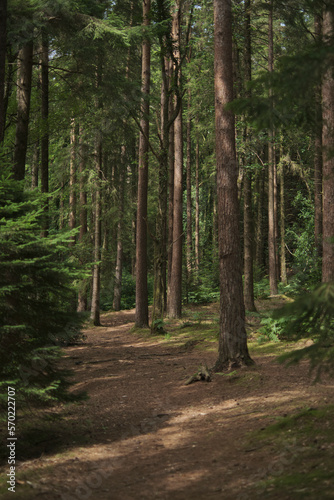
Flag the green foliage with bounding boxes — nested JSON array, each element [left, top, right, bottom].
[[151, 318, 166, 335], [186, 260, 220, 305], [119, 271, 136, 310], [285, 192, 321, 289], [273, 284, 334, 379], [187, 286, 220, 305], [0, 172, 86, 407], [253, 277, 270, 299], [257, 314, 291, 343]]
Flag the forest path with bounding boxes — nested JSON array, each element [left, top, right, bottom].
[[4, 306, 334, 499]]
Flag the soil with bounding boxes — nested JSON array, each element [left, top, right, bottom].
[[2, 304, 334, 499]]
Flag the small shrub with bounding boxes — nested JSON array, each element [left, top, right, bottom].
[[151, 318, 166, 334], [257, 315, 291, 343], [253, 277, 270, 299]]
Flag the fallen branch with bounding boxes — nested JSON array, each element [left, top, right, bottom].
[[185, 364, 211, 385]]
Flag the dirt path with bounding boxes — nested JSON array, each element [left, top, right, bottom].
[[4, 308, 334, 499]]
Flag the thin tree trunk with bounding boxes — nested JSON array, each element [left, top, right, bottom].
[[90, 137, 102, 326], [113, 163, 125, 311], [135, 0, 151, 328], [195, 134, 200, 274], [279, 156, 287, 285], [243, 0, 256, 312], [167, 61, 175, 290], [255, 165, 265, 275], [151, 52, 170, 329], [314, 14, 323, 258], [59, 180, 65, 230], [274, 159, 279, 281], [268, 1, 278, 295], [243, 170, 256, 310], [167, 1, 183, 319], [31, 141, 39, 188], [131, 141, 138, 278], [213, 0, 253, 371], [186, 86, 193, 296], [322, 7, 334, 282], [77, 127, 88, 312], [69, 118, 76, 245], [13, 41, 33, 181], [0, 0, 7, 142], [40, 31, 49, 237], [212, 183, 218, 264]]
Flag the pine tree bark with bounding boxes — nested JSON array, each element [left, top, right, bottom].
[[279, 156, 287, 285], [255, 165, 265, 274], [213, 0, 253, 371], [131, 142, 138, 278], [151, 57, 169, 326], [69, 118, 76, 245], [135, 0, 151, 328], [90, 137, 102, 326], [13, 41, 33, 181], [195, 135, 200, 274], [77, 127, 88, 312], [40, 31, 49, 237], [167, 1, 183, 319], [186, 86, 193, 296], [31, 141, 39, 188], [322, 7, 334, 282], [167, 61, 175, 290], [243, 0, 256, 312], [90, 56, 103, 326], [113, 163, 125, 311], [314, 14, 323, 258], [268, 2, 278, 295], [243, 170, 256, 310], [0, 0, 7, 143]]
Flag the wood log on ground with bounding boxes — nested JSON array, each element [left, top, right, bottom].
[[185, 364, 211, 385]]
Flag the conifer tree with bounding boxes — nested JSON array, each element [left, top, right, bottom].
[[0, 169, 85, 405], [214, 0, 253, 371]]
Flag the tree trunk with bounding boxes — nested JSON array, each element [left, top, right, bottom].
[[243, 170, 256, 311], [167, 1, 183, 319], [213, 0, 253, 371], [212, 183, 218, 264], [131, 141, 138, 278], [151, 51, 171, 329], [13, 41, 33, 181], [77, 126, 88, 312], [0, 0, 7, 142], [268, 2, 278, 295], [167, 60, 175, 290], [322, 7, 334, 282], [40, 31, 49, 237], [255, 165, 265, 275], [135, 0, 151, 328], [186, 86, 193, 297], [69, 118, 76, 245], [31, 141, 39, 188], [113, 163, 125, 311], [243, 0, 256, 312], [90, 137, 102, 326], [314, 13, 323, 258], [195, 134, 200, 274], [279, 156, 287, 285]]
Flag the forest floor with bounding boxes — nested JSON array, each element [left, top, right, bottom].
[[1, 299, 334, 499]]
